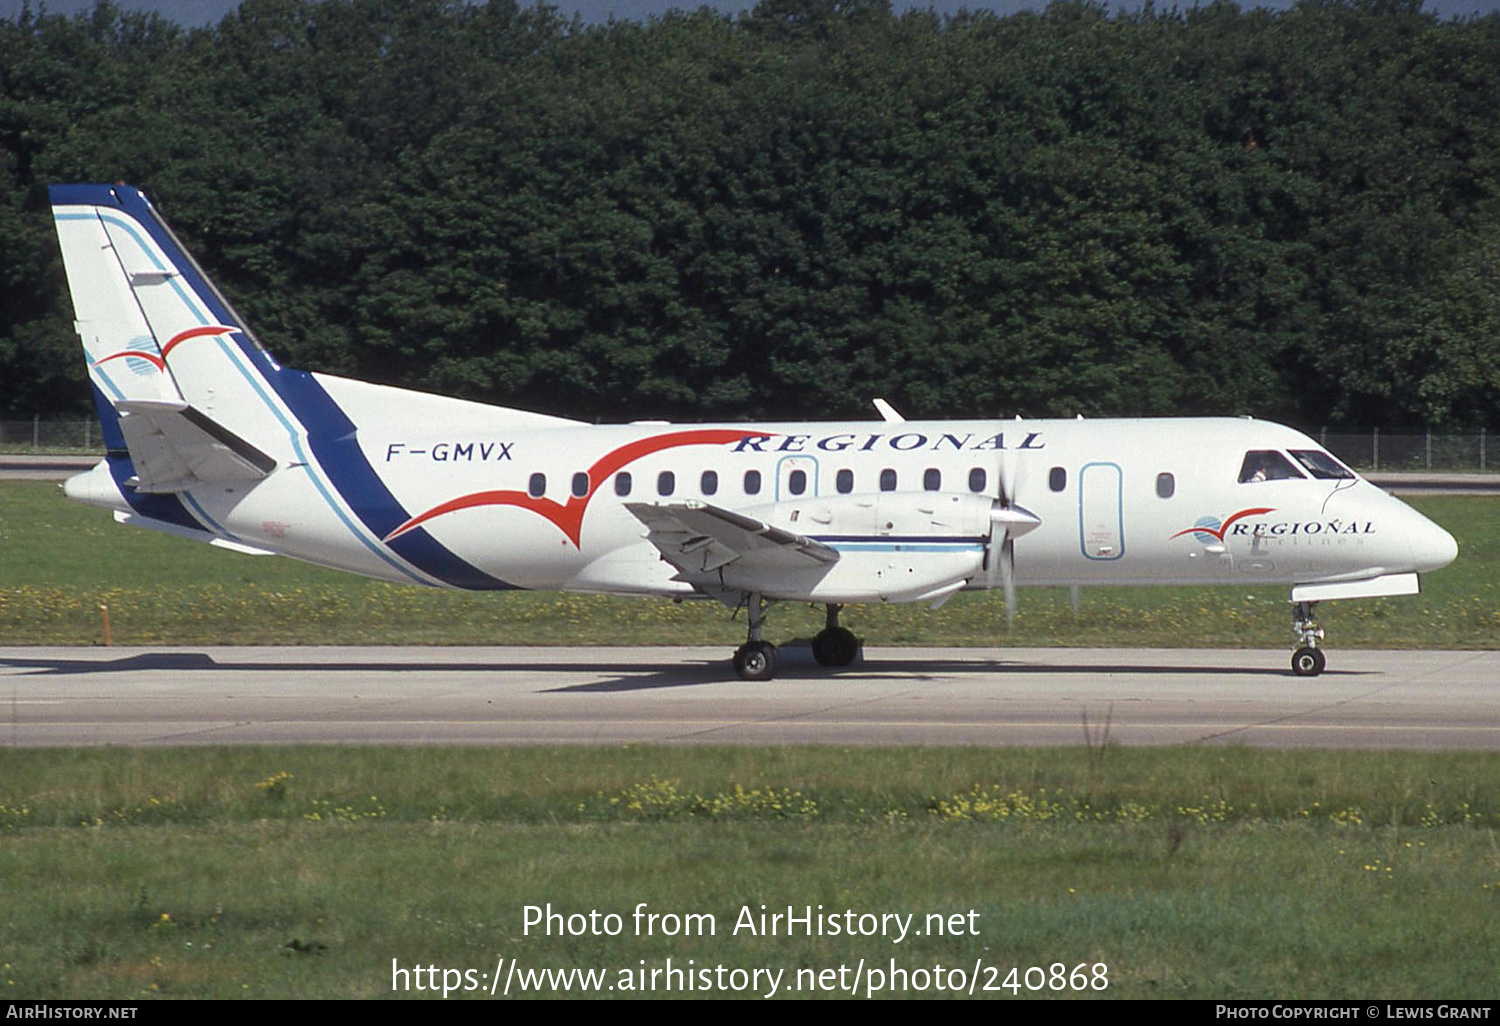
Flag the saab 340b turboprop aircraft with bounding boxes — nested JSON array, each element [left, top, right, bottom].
[[51, 184, 1458, 680]]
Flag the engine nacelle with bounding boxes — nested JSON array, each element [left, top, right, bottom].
[[728, 492, 994, 603]]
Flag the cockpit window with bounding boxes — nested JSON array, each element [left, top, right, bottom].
[[1290, 449, 1355, 480], [1238, 450, 1306, 483]]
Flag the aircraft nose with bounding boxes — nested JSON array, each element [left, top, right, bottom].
[[1406, 508, 1458, 572]]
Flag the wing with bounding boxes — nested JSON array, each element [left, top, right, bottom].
[[624, 500, 839, 579]]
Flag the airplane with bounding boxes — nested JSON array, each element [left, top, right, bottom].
[[49, 183, 1459, 681]]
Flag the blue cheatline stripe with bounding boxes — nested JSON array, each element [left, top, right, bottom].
[[826, 543, 986, 553], [105, 457, 202, 533], [815, 535, 986, 544], [89, 382, 128, 452], [71, 187, 515, 591]]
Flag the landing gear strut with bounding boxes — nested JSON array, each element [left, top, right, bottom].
[[812, 603, 860, 667], [733, 592, 779, 681], [1291, 600, 1327, 677]]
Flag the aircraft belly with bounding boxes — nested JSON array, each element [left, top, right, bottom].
[[193, 471, 438, 585]]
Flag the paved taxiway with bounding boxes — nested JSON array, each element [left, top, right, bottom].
[[1, 646, 1494, 748]]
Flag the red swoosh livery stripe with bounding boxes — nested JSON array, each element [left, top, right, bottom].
[[161, 325, 240, 359], [90, 326, 239, 376], [1170, 507, 1276, 542], [91, 350, 166, 372], [383, 428, 771, 547]]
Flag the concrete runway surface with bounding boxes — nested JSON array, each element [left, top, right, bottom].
[[0, 646, 1495, 748]]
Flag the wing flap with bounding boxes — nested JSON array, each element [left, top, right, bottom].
[[625, 500, 839, 577], [115, 399, 276, 493]]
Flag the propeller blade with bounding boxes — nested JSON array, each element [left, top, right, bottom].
[[1001, 536, 1017, 630], [987, 423, 1040, 628]]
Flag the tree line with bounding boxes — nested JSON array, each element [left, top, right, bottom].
[[2, 0, 1498, 429]]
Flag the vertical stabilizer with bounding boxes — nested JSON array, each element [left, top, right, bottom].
[[48, 184, 292, 462], [49, 183, 518, 590]]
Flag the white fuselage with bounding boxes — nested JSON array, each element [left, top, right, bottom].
[[67, 373, 1458, 605]]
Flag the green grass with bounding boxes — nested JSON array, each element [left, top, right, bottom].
[[1, 746, 1496, 999], [1, 481, 1496, 648]]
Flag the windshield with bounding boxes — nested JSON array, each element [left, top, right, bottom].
[[1289, 449, 1356, 480], [1238, 450, 1306, 483]]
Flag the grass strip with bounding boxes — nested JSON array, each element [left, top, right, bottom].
[[1, 745, 1497, 999]]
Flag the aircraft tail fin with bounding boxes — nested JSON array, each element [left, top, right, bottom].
[[48, 184, 295, 461]]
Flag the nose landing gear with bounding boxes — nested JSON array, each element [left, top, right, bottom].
[[1291, 600, 1326, 677]]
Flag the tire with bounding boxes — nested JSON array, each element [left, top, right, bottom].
[[733, 641, 779, 681], [812, 626, 859, 667], [1291, 647, 1326, 677]]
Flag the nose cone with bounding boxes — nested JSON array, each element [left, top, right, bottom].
[[1407, 509, 1458, 572]]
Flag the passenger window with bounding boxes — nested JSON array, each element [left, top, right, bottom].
[[836, 469, 854, 494], [1049, 467, 1066, 492], [879, 469, 897, 492], [701, 470, 718, 496], [657, 470, 675, 496], [528, 473, 546, 498], [788, 469, 807, 496], [968, 467, 987, 493], [614, 472, 632, 497], [923, 468, 941, 491], [1156, 472, 1175, 499], [571, 472, 589, 498], [1239, 451, 1306, 483], [744, 469, 761, 495]]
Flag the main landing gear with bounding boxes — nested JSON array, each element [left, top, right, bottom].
[[731, 597, 861, 681], [733, 593, 779, 681], [812, 603, 860, 668], [1291, 600, 1327, 677]]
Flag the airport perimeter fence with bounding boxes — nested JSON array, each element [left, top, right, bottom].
[[2, 418, 100, 454], [1, 418, 1494, 472]]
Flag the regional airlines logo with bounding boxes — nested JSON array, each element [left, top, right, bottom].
[[383, 429, 766, 548], [90, 325, 241, 374], [1171, 508, 1275, 545], [1172, 508, 1378, 544]]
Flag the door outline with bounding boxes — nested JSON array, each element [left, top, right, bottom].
[[775, 455, 819, 500], [1078, 461, 1124, 560]]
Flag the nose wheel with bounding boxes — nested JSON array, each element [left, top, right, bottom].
[[1291, 601, 1326, 677]]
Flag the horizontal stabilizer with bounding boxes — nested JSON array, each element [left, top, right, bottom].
[[625, 500, 839, 577], [115, 399, 276, 493]]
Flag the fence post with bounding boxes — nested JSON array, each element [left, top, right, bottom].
[[32, 414, 39, 452], [1373, 427, 1379, 471], [1482, 427, 1487, 473], [1426, 429, 1431, 471]]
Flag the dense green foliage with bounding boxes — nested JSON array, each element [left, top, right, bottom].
[[3, 0, 1499, 428]]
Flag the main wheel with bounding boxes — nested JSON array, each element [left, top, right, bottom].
[[812, 626, 859, 667], [733, 641, 780, 681], [1291, 646, 1326, 677]]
